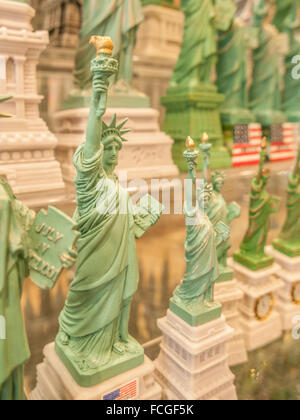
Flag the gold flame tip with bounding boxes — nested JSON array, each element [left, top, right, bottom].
[[261, 136, 268, 150], [90, 36, 114, 57], [186, 136, 195, 150], [201, 132, 209, 143]]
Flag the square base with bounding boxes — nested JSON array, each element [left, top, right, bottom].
[[234, 250, 274, 271], [273, 238, 300, 258], [30, 343, 161, 400], [169, 298, 222, 327], [239, 311, 283, 351], [55, 336, 144, 388], [216, 267, 234, 283], [155, 313, 237, 400]]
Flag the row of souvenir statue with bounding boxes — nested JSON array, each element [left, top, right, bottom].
[[59, 0, 300, 170], [0, 38, 299, 401]]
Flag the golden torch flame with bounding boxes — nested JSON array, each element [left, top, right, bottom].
[[90, 36, 114, 58], [261, 136, 268, 150], [201, 132, 209, 144], [186, 136, 195, 150]]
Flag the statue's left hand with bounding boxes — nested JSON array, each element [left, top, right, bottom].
[[60, 248, 77, 269]]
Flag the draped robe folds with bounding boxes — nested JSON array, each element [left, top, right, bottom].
[[240, 179, 279, 257], [217, 22, 249, 111], [74, 0, 144, 90], [174, 204, 219, 302], [206, 192, 231, 264], [0, 182, 34, 400], [58, 143, 139, 368], [280, 175, 300, 242], [171, 0, 217, 87], [249, 25, 282, 114]]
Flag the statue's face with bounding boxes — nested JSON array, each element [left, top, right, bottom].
[[199, 190, 212, 210], [102, 138, 121, 171], [213, 176, 224, 192]]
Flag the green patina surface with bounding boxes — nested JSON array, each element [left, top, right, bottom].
[[65, 0, 145, 109], [273, 148, 300, 257], [234, 145, 281, 271], [216, 1, 255, 125], [162, 0, 235, 170], [206, 170, 241, 282], [142, 0, 178, 7], [169, 137, 224, 326], [0, 95, 77, 400], [170, 298, 222, 327], [274, 0, 300, 122], [56, 39, 162, 387], [55, 337, 144, 388], [249, 0, 286, 126]]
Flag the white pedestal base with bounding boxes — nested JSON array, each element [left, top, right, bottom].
[[214, 280, 248, 366], [229, 259, 284, 351], [155, 312, 237, 400], [30, 343, 161, 401], [54, 107, 179, 195], [267, 247, 300, 330], [0, 1, 66, 207], [133, 5, 183, 124]]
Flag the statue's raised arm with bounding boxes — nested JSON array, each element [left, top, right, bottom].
[[85, 37, 118, 159]]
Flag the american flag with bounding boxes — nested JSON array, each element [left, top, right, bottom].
[[232, 123, 262, 167], [269, 123, 295, 162], [103, 379, 138, 400]]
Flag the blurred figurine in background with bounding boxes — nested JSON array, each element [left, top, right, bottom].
[[74, 0, 143, 92], [170, 135, 227, 325], [273, 148, 300, 257], [0, 96, 77, 400], [234, 138, 281, 270], [207, 170, 241, 280], [249, 0, 286, 126]]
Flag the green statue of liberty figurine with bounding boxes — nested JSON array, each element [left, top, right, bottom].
[[206, 168, 241, 281], [56, 37, 162, 387], [0, 95, 77, 400], [73, 0, 143, 94], [249, 0, 286, 126], [234, 138, 281, 271], [169, 136, 225, 326], [273, 148, 300, 257], [278, 0, 300, 122], [162, 0, 236, 170], [0, 96, 31, 401], [216, 0, 255, 125]]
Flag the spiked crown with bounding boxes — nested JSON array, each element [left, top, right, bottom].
[[102, 114, 130, 147]]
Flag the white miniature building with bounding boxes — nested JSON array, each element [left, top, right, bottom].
[[0, 0, 65, 207]]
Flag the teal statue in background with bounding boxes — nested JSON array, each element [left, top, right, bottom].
[[207, 171, 241, 281], [169, 136, 225, 327], [275, 0, 300, 122], [216, 0, 255, 125], [234, 138, 281, 271], [249, 0, 286, 126], [56, 37, 162, 388], [74, 0, 143, 92], [170, 0, 218, 87], [162, 0, 235, 170], [273, 148, 300, 257], [0, 98, 77, 401]]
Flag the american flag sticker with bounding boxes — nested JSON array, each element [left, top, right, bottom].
[[102, 379, 139, 400], [232, 123, 262, 167], [269, 123, 295, 162]]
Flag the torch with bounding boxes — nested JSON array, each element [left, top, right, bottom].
[[89, 36, 118, 119]]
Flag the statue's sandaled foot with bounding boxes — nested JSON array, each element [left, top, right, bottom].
[[113, 341, 127, 355]]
